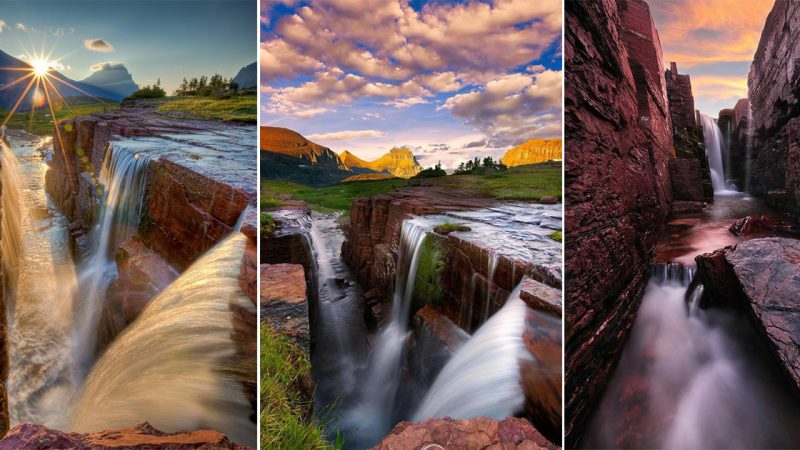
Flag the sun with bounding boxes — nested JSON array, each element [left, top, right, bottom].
[[30, 58, 52, 77]]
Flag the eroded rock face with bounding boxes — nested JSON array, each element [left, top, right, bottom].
[[669, 158, 706, 202], [565, 0, 674, 444], [340, 148, 423, 178], [372, 417, 559, 450], [0, 422, 247, 449], [696, 238, 800, 389], [748, 0, 800, 217]]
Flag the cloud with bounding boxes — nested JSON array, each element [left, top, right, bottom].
[[382, 96, 427, 108], [90, 62, 127, 72], [15, 23, 26, 31], [464, 139, 487, 148], [307, 129, 385, 141], [0, 20, 7, 33], [84, 38, 114, 52], [261, 38, 323, 82], [441, 70, 562, 146]]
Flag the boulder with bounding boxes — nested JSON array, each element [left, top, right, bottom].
[[729, 214, 778, 236], [0, 422, 247, 449], [696, 238, 800, 390], [260, 263, 310, 356], [371, 417, 559, 450], [564, 0, 674, 444]]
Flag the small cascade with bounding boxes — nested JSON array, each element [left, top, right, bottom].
[[483, 251, 500, 322], [343, 220, 429, 443], [69, 233, 255, 447], [700, 114, 731, 193], [585, 262, 800, 448], [413, 283, 530, 421], [72, 143, 150, 380], [0, 127, 26, 314]]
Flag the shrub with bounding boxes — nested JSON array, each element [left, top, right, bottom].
[[414, 162, 447, 178], [126, 79, 166, 99]]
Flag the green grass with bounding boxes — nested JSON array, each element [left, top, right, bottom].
[[262, 178, 408, 214], [411, 235, 446, 312], [1, 102, 119, 135], [261, 213, 276, 235], [549, 231, 563, 242], [260, 327, 336, 450], [433, 221, 471, 235], [156, 95, 257, 123], [262, 194, 285, 210]]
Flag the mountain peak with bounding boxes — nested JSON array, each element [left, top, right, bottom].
[[343, 147, 421, 178], [80, 63, 139, 98], [501, 138, 562, 167]]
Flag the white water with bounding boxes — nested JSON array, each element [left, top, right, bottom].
[[413, 283, 530, 420], [0, 127, 26, 315], [70, 233, 256, 447], [72, 143, 150, 380], [585, 264, 800, 448], [344, 220, 429, 436], [745, 103, 754, 193], [700, 114, 732, 193]]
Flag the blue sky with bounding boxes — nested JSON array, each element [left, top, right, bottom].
[[0, 1, 256, 92], [261, 0, 562, 169]]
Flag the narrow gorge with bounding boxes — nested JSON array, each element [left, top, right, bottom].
[[0, 103, 257, 447], [566, 0, 800, 447]]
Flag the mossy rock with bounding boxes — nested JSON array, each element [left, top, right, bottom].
[[411, 235, 446, 313], [433, 222, 471, 235]]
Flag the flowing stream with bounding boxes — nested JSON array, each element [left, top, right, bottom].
[[0, 129, 254, 446]]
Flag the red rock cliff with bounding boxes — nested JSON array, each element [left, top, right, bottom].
[[564, 0, 674, 445]]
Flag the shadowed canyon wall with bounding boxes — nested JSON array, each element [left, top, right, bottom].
[[749, 0, 800, 218], [565, 0, 674, 445]]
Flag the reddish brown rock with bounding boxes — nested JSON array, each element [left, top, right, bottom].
[[111, 238, 179, 321], [565, 0, 674, 444], [372, 417, 559, 450], [729, 214, 778, 236], [520, 277, 562, 317], [696, 238, 800, 389], [669, 157, 706, 202], [748, 0, 800, 217], [260, 263, 310, 355], [0, 422, 247, 449]]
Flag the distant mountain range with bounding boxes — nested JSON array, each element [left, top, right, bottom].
[[233, 62, 256, 89], [261, 126, 421, 186], [501, 138, 562, 167], [80, 63, 139, 98], [0, 49, 123, 110]]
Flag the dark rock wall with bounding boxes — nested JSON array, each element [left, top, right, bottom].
[[666, 62, 713, 201], [565, 0, 674, 445], [0, 132, 8, 435], [749, 0, 800, 217]]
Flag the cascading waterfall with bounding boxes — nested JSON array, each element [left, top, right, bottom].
[[343, 220, 429, 442], [69, 232, 256, 447], [585, 262, 800, 448], [413, 282, 530, 420], [700, 114, 730, 192], [0, 127, 26, 315], [745, 103, 754, 193], [72, 143, 150, 380]]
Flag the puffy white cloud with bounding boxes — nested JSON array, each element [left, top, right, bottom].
[[84, 38, 114, 52], [261, 39, 324, 82], [15, 23, 26, 31], [307, 129, 385, 140], [0, 20, 7, 33], [90, 62, 127, 72]]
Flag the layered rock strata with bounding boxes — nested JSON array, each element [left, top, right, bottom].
[[748, 0, 800, 217], [565, 0, 674, 444]]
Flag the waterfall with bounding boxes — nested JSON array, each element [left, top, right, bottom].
[[69, 232, 255, 447], [72, 143, 150, 380], [585, 262, 800, 448], [413, 283, 532, 420], [0, 127, 25, 315], [700, 114, 730, 193], [343, 219, 428, 443]]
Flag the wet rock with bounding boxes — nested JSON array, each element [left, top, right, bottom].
[[670, 200, 705, 214], [748, 0, 800, 218], [111, 238, 179, 321], [260, 263, 310, 356], [372, 416, 558, 450], [696, 238, 800, 391], [565, 0, 674, 444], [729, 214, 778, 236], [539, 196, 559, 205], [520, 277, 562, 317], [0, 422, 247, 449], [410, 305, 470, 386]]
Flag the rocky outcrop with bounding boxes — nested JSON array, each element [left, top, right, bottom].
[[748, 0, 800, 217], [666, 62, 713, 201], [501, 139, 562, 167], [341, 148, 423, 178], [0, 422, 247, 449], [372, 417, 559, 450], [565, 0, 674, 445], [696, 238, 800, 391], [260, 263, 310, 355], [46, 108, 255, 270], [261, 126, 354, 186]]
